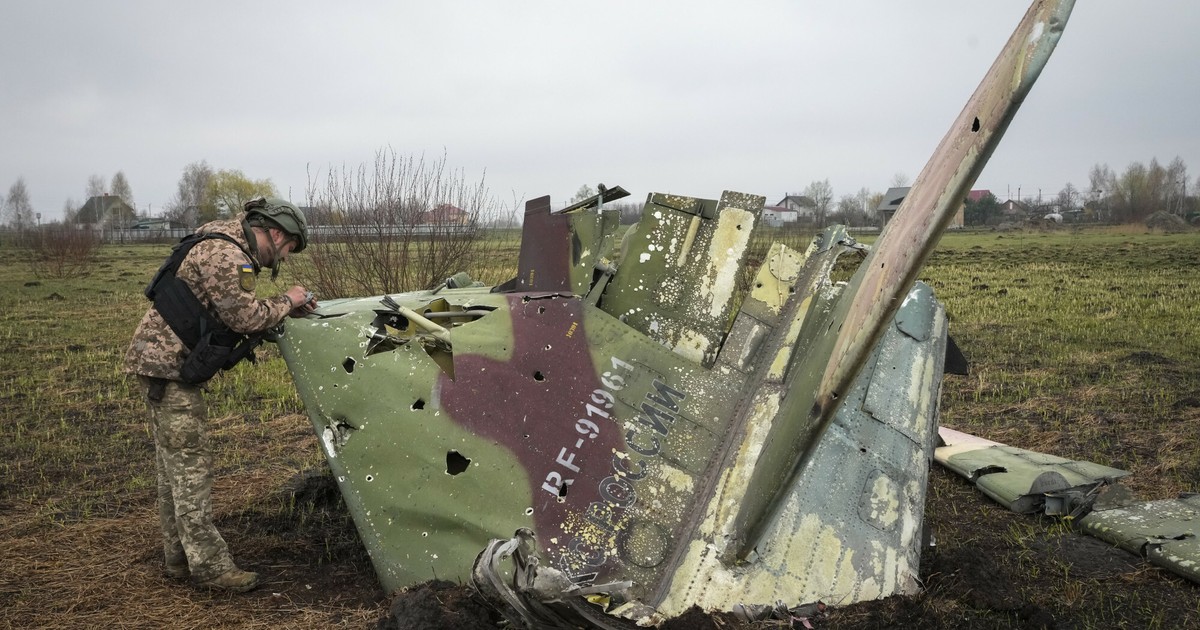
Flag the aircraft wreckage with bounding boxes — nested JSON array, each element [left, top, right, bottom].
[[272, 1, 1195, 625]]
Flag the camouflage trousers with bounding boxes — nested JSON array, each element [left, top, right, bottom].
[[140, 376, 236, 582]]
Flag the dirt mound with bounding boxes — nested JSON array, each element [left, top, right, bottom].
[[377, 580, 499, 630], [1145, 211, 1190, 232]]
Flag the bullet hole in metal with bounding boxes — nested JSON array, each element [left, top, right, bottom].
[[343, 357, 356, 373], [557, 482, 569, 498], [859, 448, 867, 454], [327, 417, 357, 449], [446, 450, 470, 476], [544, 344, 552, 351], [412, 399, 426, 410], [366, 474, 374, 482], [533, 371, 545, 382], [538, 306, 546, 314], [755, 282, 763, 288], [524, 507, 535, 516], [788, 286, 796, 294], [736, 224, 743, 230], [421, 531, 429, 537], [972, 116, 981, 132]]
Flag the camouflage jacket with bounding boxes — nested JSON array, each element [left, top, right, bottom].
[[123, 214, 293, 382]]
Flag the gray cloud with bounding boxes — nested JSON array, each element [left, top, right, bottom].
[[2, 1, 1196, 219]]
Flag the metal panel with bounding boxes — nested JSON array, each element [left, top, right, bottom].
[[1081, 495, 1200, 583]]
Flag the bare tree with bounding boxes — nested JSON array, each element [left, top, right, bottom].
[[5, 178, 35, 231], [23, 223, 99, 278], [111, 171, 135, 209], [62, 198, 79, 224], [614, 202, 644, 225], [571, 184, 595, 203], [890, 172, 911, 188], [803, 179, 834, 226], [86, 174, 107, 199], [1087, 163, 1115, 221], [164, 161, 214, 228], [834, 194, 866, 226], [1165, 156, 1188, 216], [300, 148, 515, 298], [1055, 182, 1079, 213], [1102, 159, 1180, 223]]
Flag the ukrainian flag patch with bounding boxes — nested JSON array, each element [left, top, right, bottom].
[[238, 264, 255, 291]]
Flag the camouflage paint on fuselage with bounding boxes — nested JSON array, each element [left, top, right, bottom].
[[278, 0, 1076, 620]]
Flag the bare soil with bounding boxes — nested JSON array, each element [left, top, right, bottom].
[[3, 233, 1199, 629]]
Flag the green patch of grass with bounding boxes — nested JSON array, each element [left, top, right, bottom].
[[924, 229, 1200, 498], [2, 226, 1199, 628]]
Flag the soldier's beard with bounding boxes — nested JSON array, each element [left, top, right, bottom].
[[264, 234, 285, 281]]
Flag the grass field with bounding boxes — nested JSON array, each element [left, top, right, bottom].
[[1, 226, 1198, 628]]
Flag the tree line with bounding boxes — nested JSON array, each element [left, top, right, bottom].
[[161, 161, 277, 228], [0, 165, 276, 232], [4, 156, 1197, 232], [964, 157, 1195, 226]]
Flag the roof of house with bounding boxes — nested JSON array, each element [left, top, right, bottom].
[[776, 195, 816, 208], [966, 189, 993, 203], [77, 195, 135, 224], [876, 187, 911, 212]]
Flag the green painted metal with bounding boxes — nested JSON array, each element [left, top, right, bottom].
[[275, 1, 1077, 623], [728, 0, 1076, 556], [1082, 495, 1200, 583], [935, 428, 1129, 513], [936, 428, 1200, 588]]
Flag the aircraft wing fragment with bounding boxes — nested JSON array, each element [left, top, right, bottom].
[[936, 427, 1129, 514], [730, 0, 1076, 556], [1081, 495, 1200, 584], [936, 427, 1200, 586]]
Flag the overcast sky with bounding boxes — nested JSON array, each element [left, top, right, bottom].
[[2, 1, 1197, 221]]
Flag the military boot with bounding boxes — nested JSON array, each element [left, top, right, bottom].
[[197, 567, 260, 593], [163, 559, 189, 580]]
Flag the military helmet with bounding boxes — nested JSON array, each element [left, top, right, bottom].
[[244, 196, 308, 253]]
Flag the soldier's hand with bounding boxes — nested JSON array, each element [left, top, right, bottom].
[[285, 286, 318, 317]]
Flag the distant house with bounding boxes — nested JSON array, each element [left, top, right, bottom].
[[775, 195, 817, 219], [762, 205, 799, 228], [875, 186, 968, 228], [960, 189, 994, 226], [875, 187, 910, 226], [965, 190, 993, 204], [421, 203, 471, 225], [999, 199, 1031, 220], [77, 195, 136, 226]]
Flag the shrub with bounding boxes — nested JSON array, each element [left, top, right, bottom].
[[22, 224, 100, 278], [300, 149, 517, 298]]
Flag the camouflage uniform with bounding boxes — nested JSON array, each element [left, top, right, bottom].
[[124, 214, 293, 581]]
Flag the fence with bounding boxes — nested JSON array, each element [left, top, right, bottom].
[[104, 228, 192, 243], [0, 224, 480, 246]]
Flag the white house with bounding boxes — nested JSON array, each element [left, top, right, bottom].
[[762, 205, 800, 227], [775, 195, 817, 219]]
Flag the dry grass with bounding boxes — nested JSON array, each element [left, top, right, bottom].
[[2, 226, 1199, 629]]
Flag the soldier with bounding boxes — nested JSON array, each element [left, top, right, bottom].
[[123, 197, 318, 592]]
